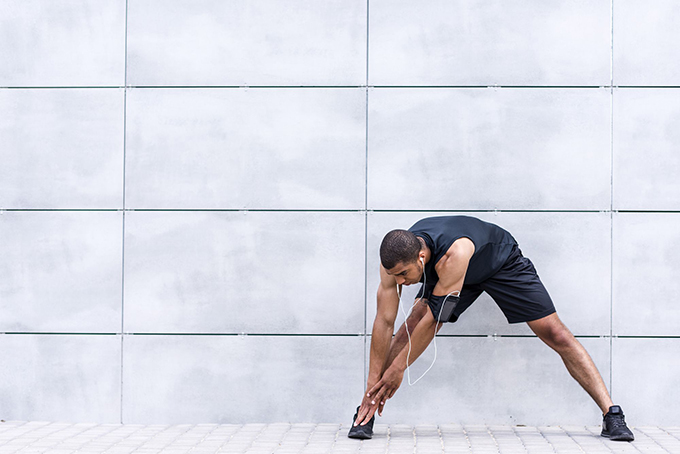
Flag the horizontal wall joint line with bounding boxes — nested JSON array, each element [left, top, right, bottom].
[[125, 332, 364, 337], [3, 332, 677, 338], [6, 209, 680, 215], [5, 85, 680, 90], [6, 209, 680, 214], [1, 332, 119, 336], [0, 332, 363, 337]]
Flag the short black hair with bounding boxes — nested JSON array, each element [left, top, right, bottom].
[[380, 229, 421, 269]]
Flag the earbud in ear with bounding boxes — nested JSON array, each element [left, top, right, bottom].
[[420, 257, 424, 266]]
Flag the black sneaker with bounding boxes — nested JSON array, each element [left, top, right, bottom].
[[347, 406, 374, 439], [601, 405, 634, 441]]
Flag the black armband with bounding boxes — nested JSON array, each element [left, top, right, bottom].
[[427, 293, 460, 323]]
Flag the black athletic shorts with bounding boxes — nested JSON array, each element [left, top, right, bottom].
[[422, 246, 556, 324]]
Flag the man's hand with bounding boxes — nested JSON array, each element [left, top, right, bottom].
[[354, 389, 380, 427], [355, 366, 405, 426], [369, 366, 405, 411]]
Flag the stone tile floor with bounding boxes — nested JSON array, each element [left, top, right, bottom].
[[1, 421, 678, 454]]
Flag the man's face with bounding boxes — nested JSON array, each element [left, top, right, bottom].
[[386, 259, 423, 286]]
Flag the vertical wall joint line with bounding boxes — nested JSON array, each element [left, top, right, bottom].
[[609, 0, 615, 396], [120, 0, 130, 425], [363, 0, 370, 387]]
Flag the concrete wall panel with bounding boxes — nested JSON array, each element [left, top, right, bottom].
[[0, 212, 123, 333], [0, 0, 125, 87], [125, 88, 365, 209], [124, 211, 365, 334], [613, 213, 680, 336], [127, 0, 366, 86], [122, 335, 364, 424], [366, 212, 611, 336], [369, 0, 610, 86], [613, 89, 680, 210], [364, 336, 610, 425], [2, 0, 678, 428], [368, 89, 611, 210], [612, 338, 680, 425], [0, 334, 121, 422], [614, 1, 680, 85], [0, 89, 124, 209]]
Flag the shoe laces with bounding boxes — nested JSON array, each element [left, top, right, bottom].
[[607, 413, 627, 428]]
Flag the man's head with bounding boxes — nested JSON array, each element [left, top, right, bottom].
[[380, 229, 425, 285]]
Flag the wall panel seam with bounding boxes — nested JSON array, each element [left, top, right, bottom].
[[120, 0, 130, 425], [11, 209, 680, 213], [609, 0, 615, 397], [363, 0, 370, 387], [7, 333, 676, 338], [4, 85, 680, 90]]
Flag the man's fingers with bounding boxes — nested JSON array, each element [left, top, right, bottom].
[[366, 383, 387, 407], [357, 404, 372, 424], [367, 381, 383, 397], [355, 395, 379, 426], [375, 385, 395, 406], [371, 388, 387, 408], [381, 384, 394, 400], [356, 381, 393, 426], [358, 405, 376, 426], [354, 404, 368, 426]]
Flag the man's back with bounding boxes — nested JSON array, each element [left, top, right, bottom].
[[409, 215, 517, 285]]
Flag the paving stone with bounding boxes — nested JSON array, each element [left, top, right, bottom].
[[0, 422, 675, 453]]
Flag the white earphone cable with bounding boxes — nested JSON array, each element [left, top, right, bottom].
[[397, 258, 458, 386]]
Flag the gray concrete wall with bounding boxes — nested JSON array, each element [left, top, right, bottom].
[[1, 0, 678, 426]]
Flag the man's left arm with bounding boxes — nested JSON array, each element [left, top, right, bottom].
[[429, 237, 474, 299]]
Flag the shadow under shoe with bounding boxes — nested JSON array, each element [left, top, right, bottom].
[[348, 406, 375, 440], [601, 405, 635, 442]]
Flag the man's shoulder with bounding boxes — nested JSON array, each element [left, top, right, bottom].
[[434, 238, 475, 271]]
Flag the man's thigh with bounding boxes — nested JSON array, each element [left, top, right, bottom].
[[481, 249, 556, 324]]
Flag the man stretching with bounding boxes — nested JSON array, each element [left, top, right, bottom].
[[348, 215, 634, 442]]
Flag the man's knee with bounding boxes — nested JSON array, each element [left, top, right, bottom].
[[409, 299, 430, 319], [529, 314, 577, 351], [402, 300, 429, 330], [545, 325, 576, 351]]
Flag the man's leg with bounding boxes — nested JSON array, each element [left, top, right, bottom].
[[527, 312, 613, 414]]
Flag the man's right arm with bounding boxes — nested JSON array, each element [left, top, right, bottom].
[[361, 266, 399, 415]]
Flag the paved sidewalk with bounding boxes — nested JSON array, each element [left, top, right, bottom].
[[1, 421, 678, 454]]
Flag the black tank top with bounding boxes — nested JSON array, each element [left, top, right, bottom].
[[409, 216, 517, 291]]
